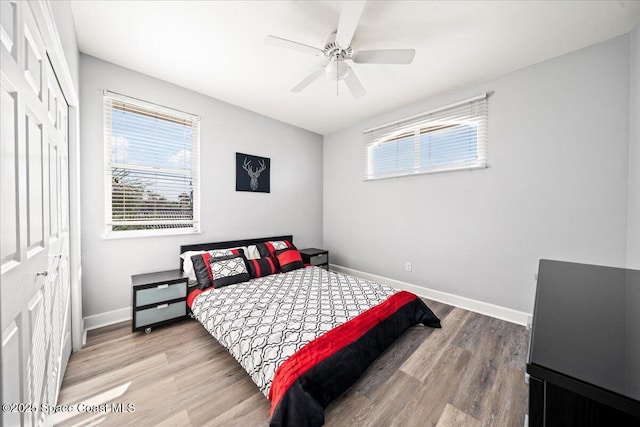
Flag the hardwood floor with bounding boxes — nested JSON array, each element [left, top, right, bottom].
[[56, 300, 529, 426]]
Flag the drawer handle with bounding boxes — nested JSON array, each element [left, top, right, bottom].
[[156, 304, 169, 310], [157, 284, 169, 290]]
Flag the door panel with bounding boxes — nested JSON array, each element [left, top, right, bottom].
[[0, 1, 17, 59], [60, 151, 68, 232], [1, 321, 22, 427], [49, 142, 58, 238], [26, 112, 45, 252], [46, 77, 57, 126], [27, 290, 46, 426], [22, 16, 42, 100], [1, 81, 18, 267]]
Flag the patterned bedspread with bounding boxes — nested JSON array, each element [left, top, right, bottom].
[[190, 266, 440, 426], [190, 266, 398, 396]]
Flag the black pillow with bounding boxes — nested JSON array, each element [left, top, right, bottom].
[[257, 240, 295, 258], [191, 252, 214, 289], [247, 256, 279, 278]]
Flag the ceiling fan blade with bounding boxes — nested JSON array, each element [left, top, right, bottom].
[[353, 49, 416, 64], [335, 1, 366, 48], [265, 35, 324, 56], [291, 67, 325, 92], [344, 66, 365, 98]]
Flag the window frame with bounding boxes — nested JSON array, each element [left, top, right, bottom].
[[103, 91, 201, 239], [364, 93, 489, 181]]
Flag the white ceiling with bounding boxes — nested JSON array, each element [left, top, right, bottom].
[[70, 1, 639, 135]]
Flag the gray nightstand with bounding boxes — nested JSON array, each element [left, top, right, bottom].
[[131, 269, 188, 333]]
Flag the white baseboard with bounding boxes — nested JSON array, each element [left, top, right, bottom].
[[330, 264, 531, 326], [82, 267, 531, 332], [83, 307, 131, 332]]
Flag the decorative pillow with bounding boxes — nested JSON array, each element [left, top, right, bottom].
[[190, 248, 244, 289], [247, 256, 279, 278], [181, 250, 207, 283], [209, 254, 251, 289], [257, 240, 295, 258], [245, 245, 261, 260], [275, 248, 305, 273]]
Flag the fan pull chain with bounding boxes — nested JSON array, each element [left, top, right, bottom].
[[336, 59, 339, 96]]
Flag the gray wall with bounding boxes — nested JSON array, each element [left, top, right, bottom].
[[323, 35, 630, 314], [628, 23, 640, 269], [80, 55, 323, 318]]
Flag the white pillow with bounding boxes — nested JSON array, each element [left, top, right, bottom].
[[245, 245, 260, 260]]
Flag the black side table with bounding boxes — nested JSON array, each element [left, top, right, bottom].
[[299, 248, 329, 270], [131, 269, 188, 333]]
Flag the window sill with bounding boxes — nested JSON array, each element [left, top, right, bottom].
[[102, 229, 202, 240], [365, 164, 488, 181]]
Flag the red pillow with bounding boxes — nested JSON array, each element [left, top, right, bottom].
[[257, 240, 295, 258], [275, 248, 304, 273]]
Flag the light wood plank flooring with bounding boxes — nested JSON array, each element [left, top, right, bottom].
[[57, 300, 529, 426]]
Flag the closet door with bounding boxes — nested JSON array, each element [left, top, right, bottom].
[[1, 1, 71, 425]]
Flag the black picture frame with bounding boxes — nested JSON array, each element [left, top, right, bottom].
[[236, 152, 270, 193]]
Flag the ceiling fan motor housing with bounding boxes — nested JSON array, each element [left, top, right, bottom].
[[323, 31, 352, 81]]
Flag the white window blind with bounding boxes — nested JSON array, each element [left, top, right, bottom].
[[103, 91, 200, 236], [364, 93, 489, 180]]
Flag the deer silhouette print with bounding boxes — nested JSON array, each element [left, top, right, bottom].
[[242, 157, 267, 191]]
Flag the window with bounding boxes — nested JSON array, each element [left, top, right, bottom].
[[364, 93, 489, 180], [103, 91, 200, 237]]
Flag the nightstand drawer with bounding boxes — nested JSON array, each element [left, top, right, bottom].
[[135, 301, 186, 329], [310, 253, 328, 265], [135, 282, 187, 307]]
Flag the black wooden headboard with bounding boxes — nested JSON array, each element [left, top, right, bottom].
[[179, 235, 293, 270]]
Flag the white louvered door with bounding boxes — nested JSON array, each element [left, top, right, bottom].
[[1, 1, 72, 426]]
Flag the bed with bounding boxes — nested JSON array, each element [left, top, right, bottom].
[[180, 236, 441, 427]]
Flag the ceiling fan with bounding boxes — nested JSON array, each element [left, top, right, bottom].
[[265, 0, 415, 98]]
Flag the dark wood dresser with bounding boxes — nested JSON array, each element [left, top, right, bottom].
[[527, 260, 640, 426]]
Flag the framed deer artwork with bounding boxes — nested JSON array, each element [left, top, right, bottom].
[[236, 152, 271, 193]]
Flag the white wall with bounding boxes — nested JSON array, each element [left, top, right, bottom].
[[323, 35, 630, 314], [628, 23, 640, 269], [80, 55, 323, 320]]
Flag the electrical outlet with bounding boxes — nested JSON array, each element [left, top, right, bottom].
[[405, 262, 412, 272]]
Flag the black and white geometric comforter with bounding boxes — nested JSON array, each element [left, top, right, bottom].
[[190, 266, 441, 426], [190, 266, 398, 396]]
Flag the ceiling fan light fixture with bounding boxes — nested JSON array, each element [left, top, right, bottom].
[[326, 60, 349, 81], [267, 1, 413, 98]]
